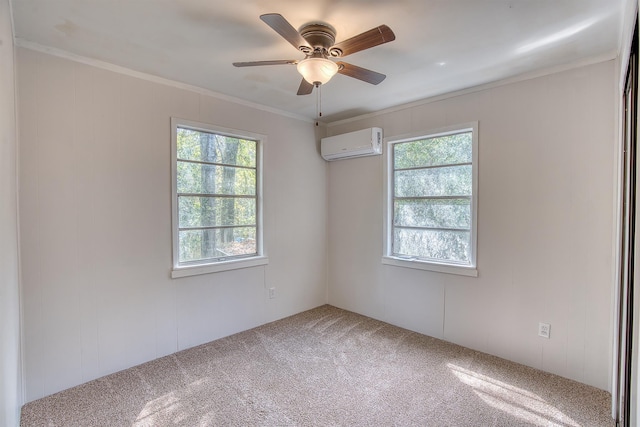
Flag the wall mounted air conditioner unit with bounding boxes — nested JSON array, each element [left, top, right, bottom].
[[321, 127, 383, 161]]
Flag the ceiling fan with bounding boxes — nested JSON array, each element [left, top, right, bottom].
[[233, 13, 396, 95]]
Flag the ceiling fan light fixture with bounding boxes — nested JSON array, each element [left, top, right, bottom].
[[297, 57, 339, 85]]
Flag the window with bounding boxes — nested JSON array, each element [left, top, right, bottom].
[[383, 122, 478, 276], [171, 118, 266, 278]]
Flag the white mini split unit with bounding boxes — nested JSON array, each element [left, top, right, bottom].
[[320, 127, 383, 161]]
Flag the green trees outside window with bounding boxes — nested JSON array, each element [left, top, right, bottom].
[[176, 126, 258, 264], [391, 130, 474, 265]]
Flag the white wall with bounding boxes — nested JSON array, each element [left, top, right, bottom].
[[327, 60, 617, 391], [16, 47, 328, 402], [0, 0, 22, 424]]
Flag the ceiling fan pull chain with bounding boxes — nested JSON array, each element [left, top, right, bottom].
[[316, 83, 321, 126]]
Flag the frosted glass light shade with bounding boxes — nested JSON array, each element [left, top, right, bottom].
[[297, 58, 339, 85]]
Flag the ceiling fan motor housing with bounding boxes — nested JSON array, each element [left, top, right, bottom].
[[299, 23, 341, 56]]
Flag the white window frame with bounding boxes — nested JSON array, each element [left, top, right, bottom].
[[170, 118, 267, 278], [382, 122, 478, 277]]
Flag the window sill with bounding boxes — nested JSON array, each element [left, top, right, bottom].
[[381, 256, 478, 277], [171, 256, 269, 279]]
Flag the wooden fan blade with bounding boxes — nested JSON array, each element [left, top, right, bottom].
[[297, 79, 314, 95], [233, 60, 298, 67], [336, 62, 386, 85], [330, 25, 395, 57], [260, 13, 312, 51]]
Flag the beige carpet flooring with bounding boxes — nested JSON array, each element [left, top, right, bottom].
[[21, 305, 614, 426]]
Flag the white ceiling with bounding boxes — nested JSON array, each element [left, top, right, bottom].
[[11, 0, 629, 123]]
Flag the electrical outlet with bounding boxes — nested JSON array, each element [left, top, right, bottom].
[[538, 322, 550, 339], [269, 287, 276, 299]]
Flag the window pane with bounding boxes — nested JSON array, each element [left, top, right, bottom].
[[176, 127, 256, 167], [394, 132, 472, 169], [177, 162, 256, 195], [179, 196, 256, 228], [395, 165, 471, 197], [179, 227, 257, 263], [393, 228, 470, 263], [394, 198, 470, 229]]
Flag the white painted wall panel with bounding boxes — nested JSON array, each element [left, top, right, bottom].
[[0, 0, 22, 424], [328, 155, 385, 319], [175, 267, 267, 350], [382, 266, 445, 338], [16, 47, 328, 402], [326, 60, 617, 390], [73, 57, 101, 384]]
